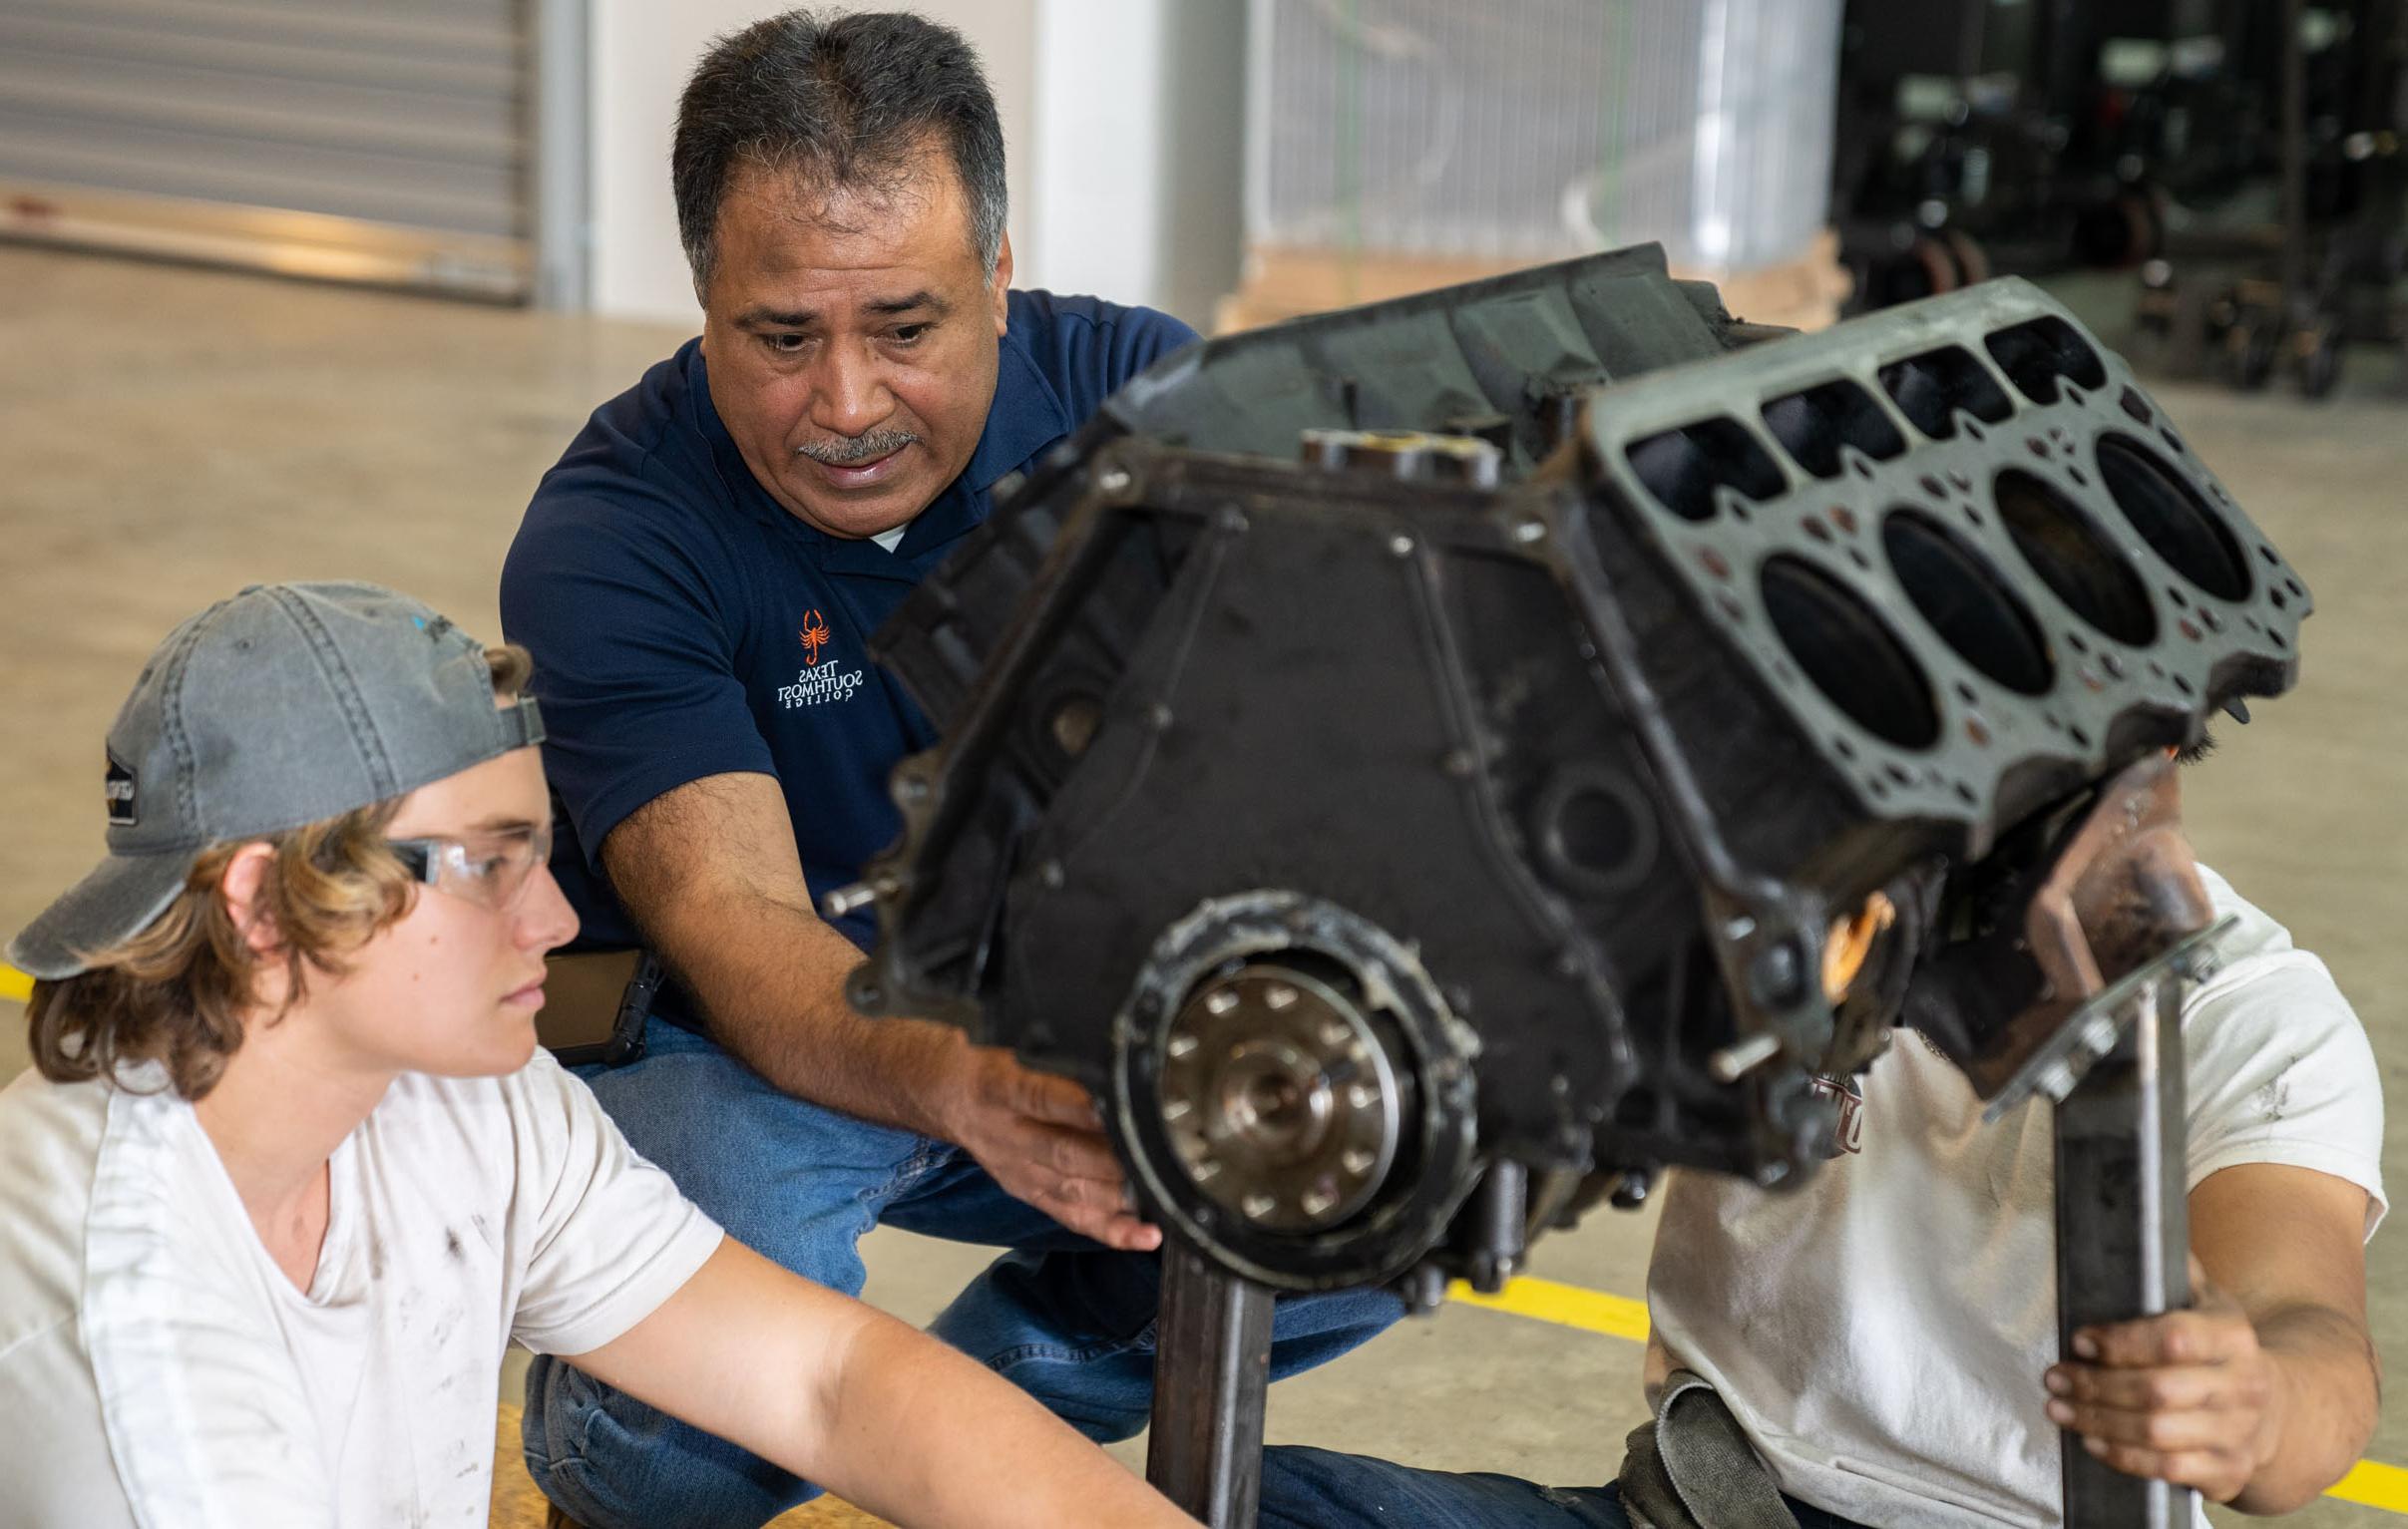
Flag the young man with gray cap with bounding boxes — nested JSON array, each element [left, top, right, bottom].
[[0, 581, 1199, 1528]]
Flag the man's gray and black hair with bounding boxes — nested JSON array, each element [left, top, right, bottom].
[[673, 9, 1008, 299]]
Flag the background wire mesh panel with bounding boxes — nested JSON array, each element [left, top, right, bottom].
[[1245, 0, 1843, 270]]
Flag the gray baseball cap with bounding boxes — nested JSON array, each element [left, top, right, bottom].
[[8, 581, 544, 980]]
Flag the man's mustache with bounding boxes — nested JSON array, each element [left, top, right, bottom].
[[795, 429, 921, 466]]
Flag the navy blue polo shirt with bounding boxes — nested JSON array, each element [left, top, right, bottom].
[[501, 290, 1197, 996]]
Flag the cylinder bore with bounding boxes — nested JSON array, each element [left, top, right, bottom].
[[2094, 434, 2252, 601], [1759, 554, 1940, 750], [1993, 470, 2159, 646], [1984, 315, 2109, 405], [1878, 344, 2015, 439], [1762, 379, 1907, 479], [1880, 509, 2055, 695], [1625, 417, 1787, 522]]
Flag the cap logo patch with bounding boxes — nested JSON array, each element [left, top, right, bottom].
[[104, 749, 138, 827]]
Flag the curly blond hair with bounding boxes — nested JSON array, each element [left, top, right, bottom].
[[25, 645, 534, 1101]]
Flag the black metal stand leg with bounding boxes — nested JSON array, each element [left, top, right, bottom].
[[2053, 977, 2198, 1529], [1146, 1243, 1275, 1529]]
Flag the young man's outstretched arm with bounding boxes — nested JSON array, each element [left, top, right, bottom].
[[568, 1238, 1200, 1528]]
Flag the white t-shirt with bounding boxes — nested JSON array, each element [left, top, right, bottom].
[[0, 1048, 723, 1529], [1645, 865, 2386, 1529]]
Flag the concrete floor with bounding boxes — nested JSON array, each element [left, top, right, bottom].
[[0, 243, 2401, 1526]]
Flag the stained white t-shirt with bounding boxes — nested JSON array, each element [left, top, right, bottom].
[[0, 1048, 722, 1529], [1645, 865, 2386, 1529]]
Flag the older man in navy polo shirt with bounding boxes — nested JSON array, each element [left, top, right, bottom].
[[501, 12, 1396, 1528]]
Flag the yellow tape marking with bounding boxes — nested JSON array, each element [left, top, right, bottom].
[[2330, 1459, 2408, 1514], [0, 963, 28, 1003], [1449, 1275, 2399, 1514], [1446, 1274, 1650, 1342]]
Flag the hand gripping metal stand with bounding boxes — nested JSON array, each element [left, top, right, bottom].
[[1977, 754, 2227, 1529], [1986, 912, 2233, 1529], [1143, 759, 2234, 1529]]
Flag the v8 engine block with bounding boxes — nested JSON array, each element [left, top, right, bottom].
[[841, 244, 2307, 1297]]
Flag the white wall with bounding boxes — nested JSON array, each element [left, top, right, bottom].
[[1023, 0, 1244, 327], [585, 0, 1241, 331]]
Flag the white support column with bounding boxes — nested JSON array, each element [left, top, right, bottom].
[[1021, 0, 1245, 329]]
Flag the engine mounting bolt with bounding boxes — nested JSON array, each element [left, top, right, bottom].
[[1710, 1032, 1783, 1083]]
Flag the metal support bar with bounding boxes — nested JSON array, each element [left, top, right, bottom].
[[1146, 1244, 1275, 1529], [2053, 975, 2198, 1529]]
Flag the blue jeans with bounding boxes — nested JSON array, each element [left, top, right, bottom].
[[1259, 1448, 1874, 1529], [523, 1018, 1402, 1529]]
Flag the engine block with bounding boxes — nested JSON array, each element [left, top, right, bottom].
[[842, 244, 2307, 1293]]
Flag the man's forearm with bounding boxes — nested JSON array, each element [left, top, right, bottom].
[[646, 885, 968, 1140], [2230, 1302, 2380, 1514]]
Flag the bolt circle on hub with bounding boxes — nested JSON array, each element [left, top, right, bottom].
[[1109, 891, 1480, 1291], [1160, 963, 1403, 1232]]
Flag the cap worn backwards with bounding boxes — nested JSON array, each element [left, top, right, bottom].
[[7, 581, 544, 981]]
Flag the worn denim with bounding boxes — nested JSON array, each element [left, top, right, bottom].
[[1258, 1447, 1876, 1529]]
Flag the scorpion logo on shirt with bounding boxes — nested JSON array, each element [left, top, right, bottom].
[[781, 610, 866, 709]]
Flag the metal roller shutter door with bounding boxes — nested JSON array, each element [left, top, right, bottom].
[[0, 0, 540, 300]]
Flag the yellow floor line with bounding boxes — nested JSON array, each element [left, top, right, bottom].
[[2331, 1459, 2408, 1515], [0, 963, 28, 1002], [1447, 1274, 1651, 1341], [1451, 1275, 2402, 1515]]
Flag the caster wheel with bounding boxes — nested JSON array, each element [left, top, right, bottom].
[[2298, 328, 2344, 400], [2227, 320, 2278, 391]]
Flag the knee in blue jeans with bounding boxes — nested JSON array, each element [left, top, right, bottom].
[[522, 1351, 820, 1529]]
